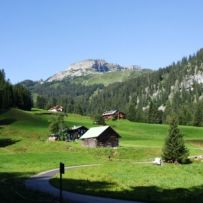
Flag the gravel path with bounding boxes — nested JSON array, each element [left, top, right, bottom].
[[25, 164, 141, 203]]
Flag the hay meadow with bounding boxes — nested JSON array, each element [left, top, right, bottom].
[[0, 108, 203, 202]]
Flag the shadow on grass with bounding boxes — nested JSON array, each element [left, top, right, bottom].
[[51, 178, 203, 203], [34, 112, 66, 116], [0, 172, 57, 203], [34, 112, 53, 115], [0, 138, 20, 147], [52, 178, 116, 191], [0, 118, 16, 125]]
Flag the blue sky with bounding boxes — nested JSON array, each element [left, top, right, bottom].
[[0, 0, 203, 84]]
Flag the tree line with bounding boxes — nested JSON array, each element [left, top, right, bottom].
[[0, 69, 32, 111]]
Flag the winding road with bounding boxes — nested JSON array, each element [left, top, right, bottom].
[[25, 164, 141, 203]]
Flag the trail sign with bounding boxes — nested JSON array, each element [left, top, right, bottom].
[[60, 162, 65, 174]]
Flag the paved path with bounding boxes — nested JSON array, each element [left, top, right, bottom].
[[25, 164, 141, 203]]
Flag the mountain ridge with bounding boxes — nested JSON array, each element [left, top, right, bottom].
[[46, 59, 144, 82]]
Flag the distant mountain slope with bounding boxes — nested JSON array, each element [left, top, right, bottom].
[[19, 59, 150, 105], [46, 59, 147, 82], [88, 49, 203, 125]]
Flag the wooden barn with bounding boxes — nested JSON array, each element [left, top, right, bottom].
[[79, 126, 120, 148], [102, 110, 126, 120], [67, 126, 88, 141]]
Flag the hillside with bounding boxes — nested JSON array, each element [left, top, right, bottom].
[[88, 49, 203, 125]]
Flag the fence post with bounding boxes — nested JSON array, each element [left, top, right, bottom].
[[59, 162, 65, 203]]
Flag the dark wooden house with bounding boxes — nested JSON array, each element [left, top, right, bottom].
[[67, 126, 88, 141], [102, 110, 126, 120], [79, 126, 120, 147]]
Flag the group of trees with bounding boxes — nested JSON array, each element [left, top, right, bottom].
[[48, 114, 68, 140], [21, 79, 104, 114], [0, 69, 32, 110]]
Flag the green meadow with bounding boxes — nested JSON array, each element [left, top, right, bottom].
[[69, 69, 148, 86], [0, 108, 203, 202]]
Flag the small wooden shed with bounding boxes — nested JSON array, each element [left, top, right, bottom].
[[79, 126, 120, 148]]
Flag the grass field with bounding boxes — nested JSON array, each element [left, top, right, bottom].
[[70, 69, 149, 86], [0, 108, 203, 202]]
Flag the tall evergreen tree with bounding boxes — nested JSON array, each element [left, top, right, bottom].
[[13, 84, 33, 110], [0, 69, 13, 109], [36, 95, 47, 109], [127, 103, 137, 121], [148, 100, 162, 124], [162, 116, 189, 163]]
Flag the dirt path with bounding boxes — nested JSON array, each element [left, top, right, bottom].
[[25, 164, 141, 203]]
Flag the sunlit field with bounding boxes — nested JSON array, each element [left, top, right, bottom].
[[0, 108, 202, 202]]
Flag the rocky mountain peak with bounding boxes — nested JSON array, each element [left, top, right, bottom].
[[46, 59, 128, 82]]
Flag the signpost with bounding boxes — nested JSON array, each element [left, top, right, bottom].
[[59, 162, 65, 203]]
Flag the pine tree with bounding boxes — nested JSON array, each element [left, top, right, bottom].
[[162, 116, 189, 163], [127, 103, 136, 121], [13, 84, 33, 110], [36, 96, 47, 109], [148, 100, 162, 124]]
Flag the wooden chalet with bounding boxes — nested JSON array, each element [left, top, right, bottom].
[[102, 110, 126, 120], [48, 105, 63, 112], [79, 126, 120, 148], [67, 126, 88, 141]]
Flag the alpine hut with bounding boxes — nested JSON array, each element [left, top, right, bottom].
[[102, 110, 126, 120], [79, 125, 120, 147]]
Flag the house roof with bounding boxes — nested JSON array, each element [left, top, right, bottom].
[[79, 126, 109, 139], [102, 110, 118, 116], [68, 125, 88, 131], [71, 125, 82, 130]]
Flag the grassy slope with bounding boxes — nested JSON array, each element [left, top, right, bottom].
[[70, 69, 149, 86], [0, 108, 203, 203]]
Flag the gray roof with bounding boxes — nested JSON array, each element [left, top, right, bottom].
[[79, 126, 109, 139], [102, 110, 118, 116]]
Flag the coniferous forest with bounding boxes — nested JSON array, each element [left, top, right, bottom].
[[2, 49, 203, 127], [0, 70, 32, 111]]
